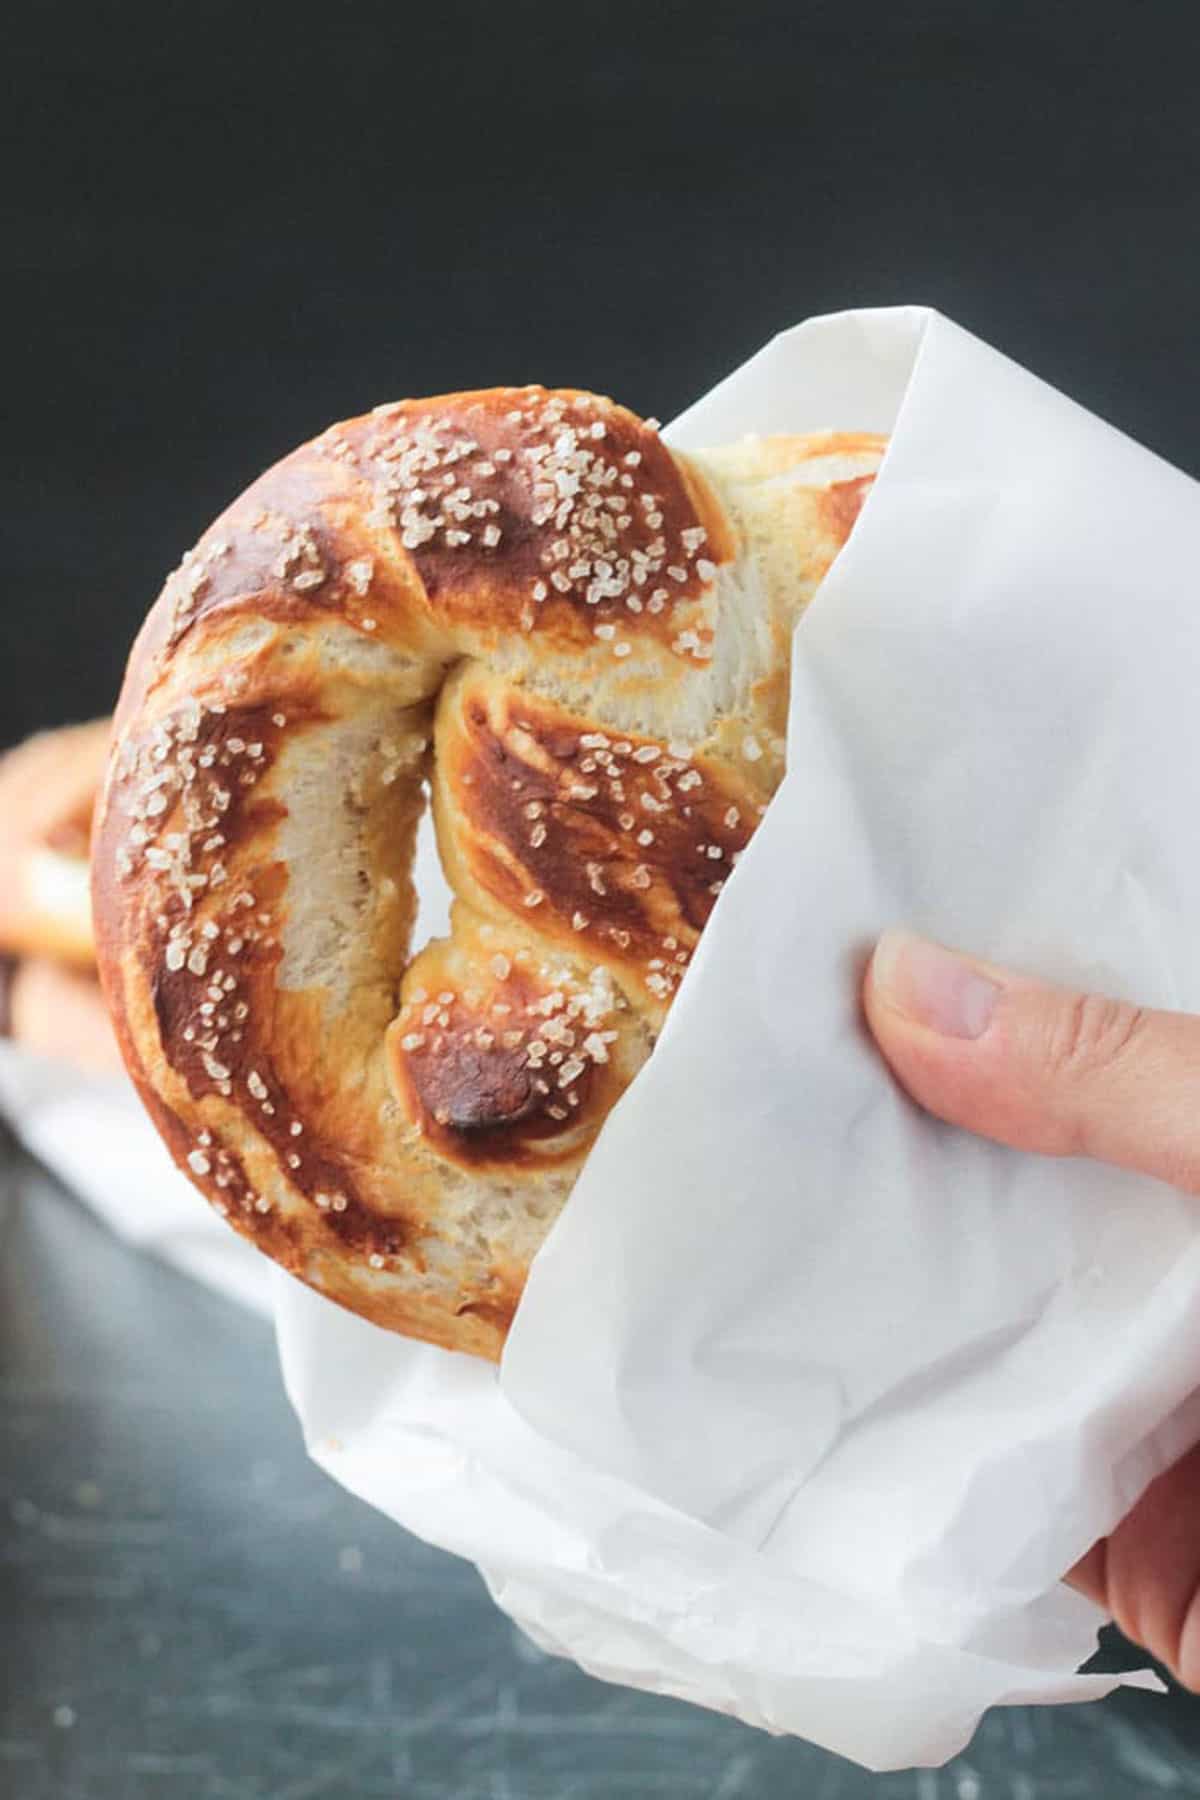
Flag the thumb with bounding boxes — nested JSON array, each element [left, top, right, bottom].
[[863, 929, 1200, 1194]]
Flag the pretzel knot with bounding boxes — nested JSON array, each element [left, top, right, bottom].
[[92, 386, 883, 1357], [0, 718, 108, 968]]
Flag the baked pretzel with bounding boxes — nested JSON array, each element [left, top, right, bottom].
[[0, 718, 107, 967], [0, 719, 121, 1073], [93, 388, 883, 1357], [5, 956, 122, 1074]]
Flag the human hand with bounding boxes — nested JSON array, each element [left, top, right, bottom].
[[864, 928, 1200, 1690]]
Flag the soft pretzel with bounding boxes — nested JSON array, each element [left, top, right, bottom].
[[0, 719, 108, 966], [92, 388, 883, 1358], [0, 720, 117, 1072], [6, 956, 122, 1074]]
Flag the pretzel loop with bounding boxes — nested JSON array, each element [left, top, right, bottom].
[[92, 387, 884, 1357]]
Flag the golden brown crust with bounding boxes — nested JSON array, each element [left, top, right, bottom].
[[0, 719, 109, 966], [431, 667, 762, 1014], [0, 718, 120, 1073], [92, 387, 884, 1359], [387, 911, 637, 1167]]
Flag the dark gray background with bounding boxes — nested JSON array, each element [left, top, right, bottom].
[[6, 0, 1200, 749], [3, 1139, 1197, 1800], [7, 2, 1200, 1793]]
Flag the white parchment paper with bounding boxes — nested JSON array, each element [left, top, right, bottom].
[[0, 1043, 274, 1316], [6, 306, 1198, 1768]]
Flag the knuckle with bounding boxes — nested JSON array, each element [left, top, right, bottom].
[[1044, 991, 1148, 1083]]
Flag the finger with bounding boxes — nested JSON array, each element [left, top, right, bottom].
[[1068, 1442, 1200, 1692], [1067, 1538, 1107, 1610], [863, 929, 1200, 1195]]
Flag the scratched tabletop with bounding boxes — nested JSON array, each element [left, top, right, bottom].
[[4, 1145, 1200, 1799]]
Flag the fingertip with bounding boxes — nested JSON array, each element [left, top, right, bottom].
[[1066, 1538, 1109, 1610], [867, 928, 1000, 1041], [862, 927, 913, 1038], [1177, 1584, 1200, 1694], [861, 930, 1048, 1153]]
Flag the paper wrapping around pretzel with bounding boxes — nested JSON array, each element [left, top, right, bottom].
[[6, 305, 1200, 1769]]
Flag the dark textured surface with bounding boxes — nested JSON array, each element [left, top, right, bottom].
[[4, 1135, 1200, 1798], [6, 0, 1200, 752]]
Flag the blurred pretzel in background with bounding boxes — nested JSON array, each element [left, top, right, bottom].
[[0, 719, 121, 1074]]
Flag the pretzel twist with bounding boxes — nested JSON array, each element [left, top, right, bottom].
[[0, 718, 107, 967], [93, 387, 882, 1357]]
